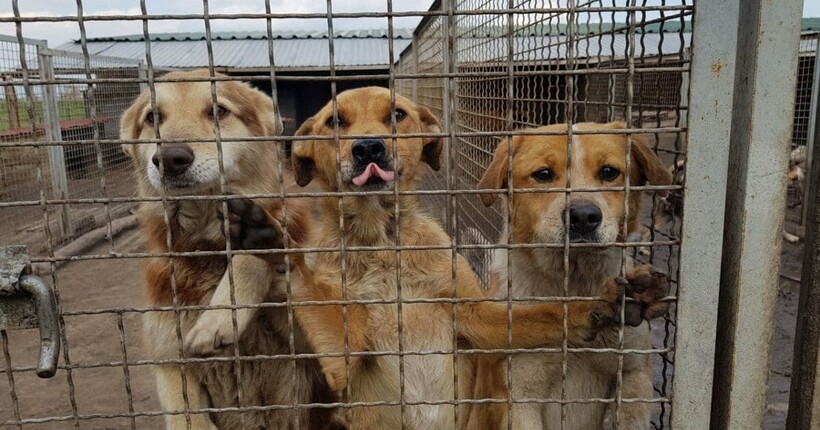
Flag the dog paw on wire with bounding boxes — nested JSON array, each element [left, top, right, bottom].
[[592, 265, 670, 335], [217, 196, 289, 268], [623, 264, 671, 323], [183, 197, 291, 357]]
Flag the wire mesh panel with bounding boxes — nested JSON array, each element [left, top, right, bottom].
[[0, 36, 52, 253], [0, 35, 145, 257], [786, 31, 819, 225], [399, 1, 691, 428], [0, 1, 741, 429]]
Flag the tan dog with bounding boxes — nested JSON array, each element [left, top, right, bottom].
[[120, 69, 334, 430], [216, 88, 671, 429], [472, 122, 673, 429]]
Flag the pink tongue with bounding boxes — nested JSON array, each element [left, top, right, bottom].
[[352, 163, 395, 186]]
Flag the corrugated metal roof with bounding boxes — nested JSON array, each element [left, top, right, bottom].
[[57, 32, 412, 70], [80, 29, 413, 42]]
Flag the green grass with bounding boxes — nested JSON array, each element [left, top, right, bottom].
[[0, 99, 86, 131]]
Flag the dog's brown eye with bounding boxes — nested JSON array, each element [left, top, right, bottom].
[[145, 111, 162, 126], [325, 115, 344, 128], [388, 109, 407, 122], [599, 165, 620, 181], [531, 168, 554, 182], [210, 105, 229, 120]]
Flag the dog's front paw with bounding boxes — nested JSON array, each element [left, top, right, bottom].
[[624, 264, 671, 323], [184, 312, 237, 356], [587, 267, 670, 333], [218, 197, 285, 253], [587, 277, 630, 334], [320, 358, 351, 398]]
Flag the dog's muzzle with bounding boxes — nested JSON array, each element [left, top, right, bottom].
[[152, 143, 194, 178], [350, 139, 395, 187], [566, 201, 602, 242]]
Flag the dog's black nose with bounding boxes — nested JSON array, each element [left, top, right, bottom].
[[152, 144, 195, 176], [351, 139, 386, 165], [568, 202, 602, 235]]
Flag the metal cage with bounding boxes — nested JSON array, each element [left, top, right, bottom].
[[0, 1, 805, 429]]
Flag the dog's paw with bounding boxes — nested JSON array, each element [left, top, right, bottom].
[[590, 267, 670, 331], [624, 264, 671, 323], [217, 197, 285, 252], [184, 312, 237, 356], [588, 277, 631, 333], [321, 361, 349, 398]]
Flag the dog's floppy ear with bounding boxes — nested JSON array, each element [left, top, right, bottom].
[[629, 134, 673, 194], [254, 92, 284, 136], [606, 122, 673, 194], [632, 136, 672, 185], [291, 117, 317, 187], [477, 137, 512, 207], [250, 95, 283, 136], [415, 105, 443, 171], [119, 92, 148, 158], [231, 82, 283, 136]]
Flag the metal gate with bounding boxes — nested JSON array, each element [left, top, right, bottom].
[[0, 1, 805, 429]]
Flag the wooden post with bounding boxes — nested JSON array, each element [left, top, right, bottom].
[[3, 74, 20, 129]]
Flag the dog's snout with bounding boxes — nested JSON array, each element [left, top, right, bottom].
[[352, 139, 386, 165], [567, 202, 602, 235], [152, 144, 195, 176]]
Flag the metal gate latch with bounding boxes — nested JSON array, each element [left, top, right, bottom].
[[0, 246, 60, 378]]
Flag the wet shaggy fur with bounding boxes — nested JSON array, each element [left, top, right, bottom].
[[121, 69, 334, 430], [469, 122, 673, 430]]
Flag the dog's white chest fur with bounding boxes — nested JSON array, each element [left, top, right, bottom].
[[490, 246, 653, 429]]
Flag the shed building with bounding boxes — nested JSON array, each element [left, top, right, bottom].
[[58, 30, 413, 135]]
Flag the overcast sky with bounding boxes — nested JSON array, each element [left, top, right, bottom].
[[0, 0, 818, 48]]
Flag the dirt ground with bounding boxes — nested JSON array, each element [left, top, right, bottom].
[[1, 228, 165, 429], [765, 211, 805, 429]]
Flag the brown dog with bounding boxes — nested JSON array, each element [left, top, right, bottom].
[[120, 69, 333, 429], [216, 88, 671, 429], [470, 122, 673, 429]]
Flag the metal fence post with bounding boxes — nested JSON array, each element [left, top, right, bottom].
[[37, 45, 71, 240], [138, 63, 148, 92], [787, 33, 820, 430], [710, 1, 803, 429], [803, 34, 820, 227], [671, 2, 739, 427], [678, 47, 690, 126], [412, 40, 418, 101]]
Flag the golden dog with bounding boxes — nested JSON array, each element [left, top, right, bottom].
[[471, 122, 673, 429], [216, 88, 671, 429], [120, 69, 334, 430]]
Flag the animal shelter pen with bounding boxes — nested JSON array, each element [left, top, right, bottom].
[[0, 1, 805, 429]]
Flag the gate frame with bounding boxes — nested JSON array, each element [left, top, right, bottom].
[[709, 1, 803, 429], [671, 1, 738, 427]]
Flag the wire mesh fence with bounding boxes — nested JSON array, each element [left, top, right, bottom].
[[786, 31, 819, 226], [0, 34, 146, 257], [0, 0, 799, 429], [395, 3, 688, 428]]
